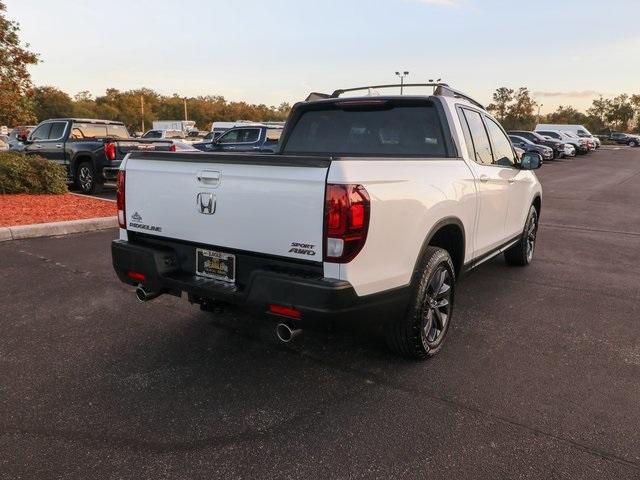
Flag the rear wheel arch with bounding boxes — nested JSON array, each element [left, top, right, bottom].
[[532, 195, 542, 218], [414, 217, 466, 279], [71, 153, 94, 176]]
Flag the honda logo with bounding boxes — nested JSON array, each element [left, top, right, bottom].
[[197, 192, 216, 215]]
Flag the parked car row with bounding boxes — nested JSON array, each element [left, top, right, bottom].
[[505, 123, 604, 160], [603, 131, 640, 147]]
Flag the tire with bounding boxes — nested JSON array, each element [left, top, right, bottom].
[[505, 205, 538, 266], [628, 140, 638, 147], [385, 246, 455, 360], [75, 161, 102, 194]]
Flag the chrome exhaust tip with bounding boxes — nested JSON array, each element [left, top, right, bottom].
[[276, 323, 302, 343], [135, 285, 161, 302]]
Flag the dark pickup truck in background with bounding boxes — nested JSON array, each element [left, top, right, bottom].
[[22, 118, 175, 193], [192, 125, 283, 153], [607, 132, 640, 146]]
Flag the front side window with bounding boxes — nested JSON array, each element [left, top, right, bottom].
[[142, 130, 162, 139], [218, 129, 241, 144], [521, 132, 536, 141], [30, 123, 52, 141], [485, 117, 516, 167], [284, 103, 447, 157], [461, 109, 492, 165]]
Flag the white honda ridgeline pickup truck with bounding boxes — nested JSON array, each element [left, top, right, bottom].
[[112, 83, 542, 359]]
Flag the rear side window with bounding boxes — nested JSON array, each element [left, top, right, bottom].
[[218, 128, 260, 144], [48, 122, 66, 139], [70, 123, 108, 139], [485, 117, 516, 167], [283, 104, 447, 157], [460, 109, 492, 165]]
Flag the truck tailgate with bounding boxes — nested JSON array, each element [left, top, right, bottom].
[[124, 152, 330, 261], [116, 140, 175, 156]]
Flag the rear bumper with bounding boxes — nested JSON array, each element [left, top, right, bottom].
[[111, 239, 409, 329], [103, 163, 122, 181]]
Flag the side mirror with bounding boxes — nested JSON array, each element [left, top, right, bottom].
[[520, 152, 542, 170]]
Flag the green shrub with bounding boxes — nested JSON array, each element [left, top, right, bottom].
[[0, 151, 68, 194]]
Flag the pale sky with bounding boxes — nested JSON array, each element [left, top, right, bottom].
[[5, 0, 640, 113]]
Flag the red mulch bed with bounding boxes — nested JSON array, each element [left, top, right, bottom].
[[0, 194, 117, 227]]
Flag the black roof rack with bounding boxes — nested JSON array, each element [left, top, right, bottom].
[[305, 83, 485, 110]]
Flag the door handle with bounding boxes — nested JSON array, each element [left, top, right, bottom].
[[479, 175, 489, 183], [55, 144, 63, 148], [197, 170, 221, 186]]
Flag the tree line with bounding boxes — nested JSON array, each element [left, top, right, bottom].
[[487, 87, 640, 133], [30, 86, 292, 132]]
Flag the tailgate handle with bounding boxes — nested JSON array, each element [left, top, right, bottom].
[[197, 170, 221, 186]]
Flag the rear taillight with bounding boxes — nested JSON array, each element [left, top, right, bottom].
[[104, 142, 116, 161], [324, 184, 370, 263], [268, 304, 302, 319], [169, 144, 177, 152], [117, 170, 126, 229]]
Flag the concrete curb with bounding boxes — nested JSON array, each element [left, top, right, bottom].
[[0, 216, 117, 242], [68, 192, 116, 203]]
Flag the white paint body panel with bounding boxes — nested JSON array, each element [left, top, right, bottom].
[[327, 159, 477, 296], [124, 158, 327, 260]]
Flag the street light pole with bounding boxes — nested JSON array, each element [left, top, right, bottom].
[[537, 104, 543, 123], [184, 98, 188, 121], [395, 71, 409, 95], [140, 95, 145, 133]]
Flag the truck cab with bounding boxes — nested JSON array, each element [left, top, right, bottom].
[[193, 125, 283, 153]]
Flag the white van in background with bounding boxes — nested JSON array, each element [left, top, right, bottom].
[[535, 124, 600, 148]]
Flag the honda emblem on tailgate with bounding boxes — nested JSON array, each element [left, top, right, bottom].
[[197, 192, 216, 215]]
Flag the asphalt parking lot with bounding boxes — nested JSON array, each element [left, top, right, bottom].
[[2, 147, 640, 479]]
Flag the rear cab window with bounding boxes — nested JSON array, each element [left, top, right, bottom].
[[71, 123, 108, 139], [106, 124, 130, 139], [282, 99, 452, 157]]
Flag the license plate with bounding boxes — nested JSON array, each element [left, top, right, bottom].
[[137, 144, 156, 150], [195, 249, 235, 282]]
